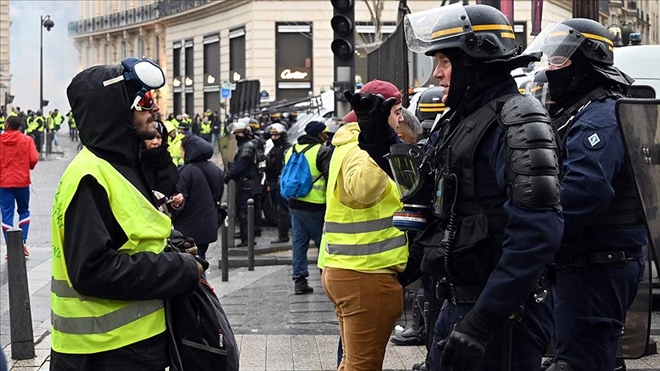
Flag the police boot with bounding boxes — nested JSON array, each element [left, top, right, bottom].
[[614, 359, 627, 371], [391, 289, 425, 346]]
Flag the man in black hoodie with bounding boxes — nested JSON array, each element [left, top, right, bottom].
[[50, 59, 203, 371]]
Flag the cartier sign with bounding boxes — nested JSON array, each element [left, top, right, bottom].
[[277, 67, 312, 82]]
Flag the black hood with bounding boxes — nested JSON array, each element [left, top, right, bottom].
[[67, 65, 143, 166], [182, 135, 214, 164]]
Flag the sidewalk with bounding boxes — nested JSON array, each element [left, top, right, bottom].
[[1, 139, 659, 370]]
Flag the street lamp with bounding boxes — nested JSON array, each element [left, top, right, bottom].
[[40, 15, 54, 114]]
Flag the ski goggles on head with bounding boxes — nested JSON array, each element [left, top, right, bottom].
[[131, 90, 156, 111], [103, 57, 165, 96]]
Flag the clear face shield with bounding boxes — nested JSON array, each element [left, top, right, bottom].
[[522, 69, 553, 109], [404, 3, 472, 55], [523, 23, 583, 71], [386, 143, 430, 231]]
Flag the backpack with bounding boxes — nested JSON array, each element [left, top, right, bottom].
[[166, 277, 239, 371], [279, 144, 322, 199], [248, 138, 267, 174]]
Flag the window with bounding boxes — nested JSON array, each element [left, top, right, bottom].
[[185, 93, 194, 116], [203, 34, 220, 87], [184, 40, 194, 92], [204, 92, 221, 117], [173, 43, 181, 79], [229, 27, 246, 82], [275, 23, 313, 100], [173, 92, 182, 116]]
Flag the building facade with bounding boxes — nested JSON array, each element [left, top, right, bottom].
[[68, 0, 659, 117], [0, 0, 10, 108]]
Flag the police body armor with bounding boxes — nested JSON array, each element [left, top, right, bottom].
[[417, 94, 560, 287]]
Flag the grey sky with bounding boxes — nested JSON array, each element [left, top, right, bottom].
[[9, 0, 79, 113]]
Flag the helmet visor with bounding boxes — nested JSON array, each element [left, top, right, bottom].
[[523, 23, 583, 67], [386, 143, 425, 200], [404, 3, 472, 54]]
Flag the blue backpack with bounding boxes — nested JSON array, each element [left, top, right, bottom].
[[279, 144, 322, 199]]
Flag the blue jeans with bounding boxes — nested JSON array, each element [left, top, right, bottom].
[[290, 208, 324, 280], [0, 187, 31, 244]]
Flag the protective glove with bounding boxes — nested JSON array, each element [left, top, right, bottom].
[[343, 90, 397, 142], [223, 175, 232, 184], [437, 310, 494, 371]]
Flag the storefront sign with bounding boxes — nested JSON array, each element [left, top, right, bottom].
[[277, 67, 311, 82]]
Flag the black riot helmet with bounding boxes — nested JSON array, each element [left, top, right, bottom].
[[405, 4, 520, 61], [415, 87, 446, 137], [560, 18, 614, 66], [405, 4, 537, 112]]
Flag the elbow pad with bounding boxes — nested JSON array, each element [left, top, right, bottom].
[[500, 95, 562, 211]]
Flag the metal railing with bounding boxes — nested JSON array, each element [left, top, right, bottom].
[[67, 0, 213, 36]]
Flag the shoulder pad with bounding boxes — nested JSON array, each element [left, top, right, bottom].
[[499, 95, 551, 127]]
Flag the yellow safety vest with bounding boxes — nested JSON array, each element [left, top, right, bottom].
[[323, 141, 408, 271], [47, 116, 55, 130], [0, 115, 4, 131], [284, 143, 327, 204], [200, 121, 212, 134], [50, 148, 171, 354], [169, 133, 185, 166]]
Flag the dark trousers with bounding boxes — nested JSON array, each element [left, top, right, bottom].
[[429, 298, 552, 371], [274, 190, 290, 238], [551, 256, 644, 371], [237, 190, 261, 242]]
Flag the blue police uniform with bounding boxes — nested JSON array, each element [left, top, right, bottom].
[[360, 79, 564, 371], [552, 98, 646, 371]]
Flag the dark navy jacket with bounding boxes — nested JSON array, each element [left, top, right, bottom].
[[559, 98, 647, 254], [360, 79, 564, 327]]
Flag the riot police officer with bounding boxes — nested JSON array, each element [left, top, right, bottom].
[[526, 19, 647, 371], [224, 121, 263, 247], [415, 86, 446, 141], [264, 123, 291, 243], [350, 4, 563, 370]]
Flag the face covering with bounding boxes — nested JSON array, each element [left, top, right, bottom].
[[546, 53, 599, 105]]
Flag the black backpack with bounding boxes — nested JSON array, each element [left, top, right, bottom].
[[166, 278, 239, 371]]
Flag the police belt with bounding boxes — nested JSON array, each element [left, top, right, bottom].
[[554, 250, 632, 269], [436, 282, 484, 305]]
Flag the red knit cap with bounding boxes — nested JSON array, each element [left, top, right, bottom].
[[343, 79, 401, 123]]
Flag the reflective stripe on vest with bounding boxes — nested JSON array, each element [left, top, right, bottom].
[[323, 140, 408, 271], [51, 147, 171, 354], [284, 142, 327, 204]]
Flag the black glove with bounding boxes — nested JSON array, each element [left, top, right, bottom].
[[194, 255, 210, 271], [168, 230, 196, 253], [343, 90, 397, 142], [223, 175, 232, 184], [437, 311, 494, 371]]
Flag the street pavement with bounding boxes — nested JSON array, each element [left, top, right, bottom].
[[1, 136, 659, 370]]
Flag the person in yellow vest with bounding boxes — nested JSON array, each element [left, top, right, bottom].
[[321, 120, 409, 370], [66, 110, 78, 142], [27, 110, 44, 155], [168, 124, 187, 167], [50, 59, 204, 370], [199, 109, 213, 143], [283, 121, 333, 294]]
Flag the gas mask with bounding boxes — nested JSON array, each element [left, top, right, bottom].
[[386, 143, 432, 231]]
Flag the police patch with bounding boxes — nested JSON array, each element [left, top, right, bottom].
[[584, 133, 604, 149]]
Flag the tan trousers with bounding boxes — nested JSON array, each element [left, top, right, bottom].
[[322, 267, 403, 371]]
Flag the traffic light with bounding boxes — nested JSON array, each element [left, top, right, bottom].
[[4, 92, 14, 105], [42, 100, 49, 108], [331, 0, 355, 61], [331, 0, 355, 118]]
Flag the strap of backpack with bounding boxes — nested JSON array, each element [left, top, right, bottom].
[[296, 143, 323, 185], [192, 162, 220, 202]]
